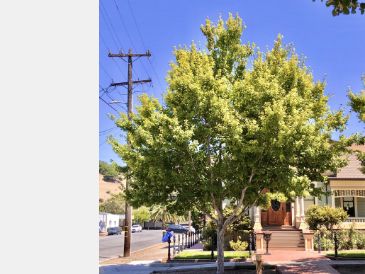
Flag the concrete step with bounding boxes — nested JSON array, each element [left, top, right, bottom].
[[265, 246, 305, 252]]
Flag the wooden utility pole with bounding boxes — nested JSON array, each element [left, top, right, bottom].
[[108, 49, 151, 257]]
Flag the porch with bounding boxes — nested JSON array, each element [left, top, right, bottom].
[[331, 184, 365, 229], [252, 196, 308, 231]]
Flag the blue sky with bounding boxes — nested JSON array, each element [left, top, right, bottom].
[[99, 0, 365, 165]]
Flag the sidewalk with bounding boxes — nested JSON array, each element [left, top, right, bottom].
[[100, 242, 169, 265], [100, 243, 365, 274]]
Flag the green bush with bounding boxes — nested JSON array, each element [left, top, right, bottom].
[[338, 229, 353, 250], [201, 214, 252, 251], [229, 237, 248, 251], [201, 221, 217, 251], [313, 223, 365, 251], [337, 224, 362, 250], [314, 227, 334, 251], [356, 233, 365, 249], [305, 205, 348, 230]]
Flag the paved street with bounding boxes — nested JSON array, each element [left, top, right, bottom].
[[99, 229, 163, 261]]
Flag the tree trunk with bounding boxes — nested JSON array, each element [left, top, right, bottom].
[[216, 221, 225, 274]]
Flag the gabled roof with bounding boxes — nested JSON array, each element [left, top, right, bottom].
[[331, 145, 365, 180]]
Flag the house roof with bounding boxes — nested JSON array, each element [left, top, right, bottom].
[[330, 145, 365, 180]]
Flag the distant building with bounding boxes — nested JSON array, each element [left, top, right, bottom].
[[99, 212, 125, 232]]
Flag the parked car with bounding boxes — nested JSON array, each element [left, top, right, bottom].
[[131, 224, 142, 233], [107, 227, 121, 235], [181, 225, 196, 233], [166, 224, 188, 234]]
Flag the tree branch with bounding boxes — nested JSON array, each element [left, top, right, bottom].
[[204, 210, 218, 225], [211, 193, 224, 221], [222, 170, 255, 228]]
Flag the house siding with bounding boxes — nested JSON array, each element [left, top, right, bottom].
[[358, 197, 365, 217]]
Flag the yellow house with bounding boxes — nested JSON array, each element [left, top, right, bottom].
[[328, 145, 365, 229]]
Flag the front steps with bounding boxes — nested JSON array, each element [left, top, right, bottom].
[[262, 227, 305, 250]]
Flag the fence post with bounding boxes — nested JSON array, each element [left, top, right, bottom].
[[253, 231, 256, 251], [173, 235, 176, 257], [210, 235, 214, 260], [182, 233, 185, 250], [317, 232, 321, 254], [167, 236, 171, 261], [178, 234, 181, 253], [249, 231, 252, 256], [334, 231, 338, 258]]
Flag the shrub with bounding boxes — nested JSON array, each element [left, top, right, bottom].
[[305, 205, 348, 230], [314, 227, 334, 251], [356, 233, 365, 249], [201, 221, 217, 251], [337, 224, 362, 250], [229, 237, 248, 251], [201, 213, 252, 251], [338, 229, 353, 250]]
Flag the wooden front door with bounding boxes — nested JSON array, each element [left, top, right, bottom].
[[267, 200, 291, 226]]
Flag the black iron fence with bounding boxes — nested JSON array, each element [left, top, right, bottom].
[[167, 231, 202, 261]]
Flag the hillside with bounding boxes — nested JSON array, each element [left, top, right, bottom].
[[99, 174, 125, 201]]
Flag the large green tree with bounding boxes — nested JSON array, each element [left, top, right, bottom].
[[348, 77, 365, 123], [109, 14, 349, 273], [314, 0, 365, 15], [348, 77, 365, 171]]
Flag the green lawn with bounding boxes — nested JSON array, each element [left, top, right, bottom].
[[173, 250, 250, 260], [327, 250, 365, 258]]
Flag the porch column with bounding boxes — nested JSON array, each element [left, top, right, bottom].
[[295, 196, 300, 228], [299, 196, 307, 230], [331, 194, 335, 208], [253, 206, 262, 231], [291, 202, 295, 226]]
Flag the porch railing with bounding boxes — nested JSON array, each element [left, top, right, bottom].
[[344, 217, 365, 223]]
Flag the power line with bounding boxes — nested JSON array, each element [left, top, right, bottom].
[[99, 96, 119, 113], [113, 0, 149, 81], [104, 92, 128, 112], [99, 127, 118, 135], [100, 33, 125, 76], [126, 0, 164, 92], [100, 1, 124, 51], [100, 64, 113, 81]]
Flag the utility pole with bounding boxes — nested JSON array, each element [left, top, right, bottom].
[[108, 49, 151, 257]]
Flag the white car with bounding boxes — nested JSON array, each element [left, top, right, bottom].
[[131, 224, 142, 233], [182, 225, 195, 233]]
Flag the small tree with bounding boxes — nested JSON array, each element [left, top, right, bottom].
[[99, 160, 121, 181], [110, 14, 349, 273], [305, 205, 348, 230], [150, 205, 185, 228], [133, 206, 151, 225], [99, 193, 125, 214]]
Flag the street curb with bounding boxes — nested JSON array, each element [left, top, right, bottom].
[[149, 262, 277, 273]]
